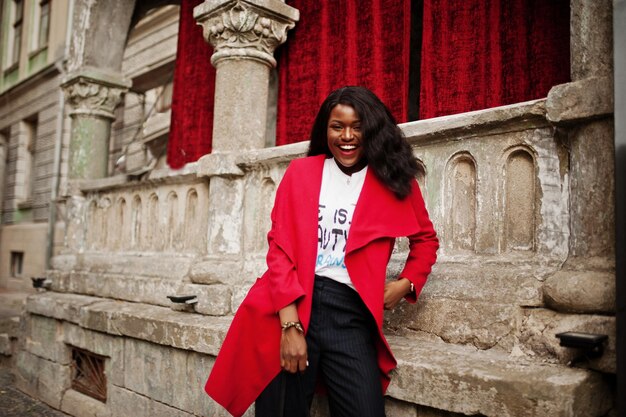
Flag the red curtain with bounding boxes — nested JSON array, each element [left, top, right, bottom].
[[276, 0, 411, 145], [419, 0, 570, 119], [167, 0, 216, 169]]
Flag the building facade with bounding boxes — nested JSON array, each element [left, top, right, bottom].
[[0, 0, 71, 293], [0, 0, 620, 416]]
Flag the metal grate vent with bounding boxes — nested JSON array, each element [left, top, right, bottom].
[[70, 346, 107, 402]]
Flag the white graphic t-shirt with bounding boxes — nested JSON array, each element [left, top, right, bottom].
[[315, 158, 368, 288]]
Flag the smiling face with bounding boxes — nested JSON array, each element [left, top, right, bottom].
[[326, 104, 366, 175]]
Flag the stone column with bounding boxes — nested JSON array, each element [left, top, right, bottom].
[[542, 1, 616, 314], [194, 0, 299, 151], [62, 68, 131, 180]]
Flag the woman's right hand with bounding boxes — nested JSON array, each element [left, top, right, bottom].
[[280, 327, 308, 373]]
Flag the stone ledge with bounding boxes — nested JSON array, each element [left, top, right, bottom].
[[24, 292, 612, 416], [400, 99, 548, 145], [25, 293, 230, 356], [388, 335, 612, 417], [546, 76, 613, 124]]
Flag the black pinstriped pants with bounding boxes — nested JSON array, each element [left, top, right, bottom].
[[256, 276, 386, 417]]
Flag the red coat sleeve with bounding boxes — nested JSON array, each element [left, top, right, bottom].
[[264, 163, 306, 313], [400, 180, 439, 303]]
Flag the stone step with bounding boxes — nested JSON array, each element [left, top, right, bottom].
[[388, 334, 612, 417], [24, 292, 613, 417]]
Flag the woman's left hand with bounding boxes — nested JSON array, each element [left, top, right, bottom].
[[383, 278, 412, 310]]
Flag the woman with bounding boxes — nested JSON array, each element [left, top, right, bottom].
[[205, 87, 438, 417]]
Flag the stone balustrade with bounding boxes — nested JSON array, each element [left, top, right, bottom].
[[51, 97, 574, 332], [53, 98, 566, 302]]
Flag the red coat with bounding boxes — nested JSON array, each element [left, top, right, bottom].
[[205, 155, 438, 417]]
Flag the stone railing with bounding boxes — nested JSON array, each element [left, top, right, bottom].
[[50, 98, 568, 320]]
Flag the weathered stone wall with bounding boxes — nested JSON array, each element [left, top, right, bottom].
[[32, 95, 615, 416]]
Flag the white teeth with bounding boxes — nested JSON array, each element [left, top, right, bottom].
[[339, 145, 357, 150]]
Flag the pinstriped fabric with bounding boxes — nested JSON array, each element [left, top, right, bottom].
[[256, 276, 386, 417]]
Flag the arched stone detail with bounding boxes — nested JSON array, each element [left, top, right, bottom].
[[184, 189, 200, 251], [131, 195, 142, 250], [504, 147, 537, 251], [116, 197, 128, 251], [255, 178, 276, 251], [415, 159, 427, 188], [99, 197, 112, 249], [166, 191, 179, 250], [445, 152, 477, 252], [147, 193, 160, 250]]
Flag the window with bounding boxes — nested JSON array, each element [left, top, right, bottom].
[[10, 251, 23, 277], [37, 0, 50, 49], [31, 0, 50, 51], [10, 0, 24, 65]]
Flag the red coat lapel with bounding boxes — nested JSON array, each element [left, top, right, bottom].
[[347, 168, 421, 254]]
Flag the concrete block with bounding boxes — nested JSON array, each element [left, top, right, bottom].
[[66, 272, 181, 307], [86, 300, 231, 355], [189, 258, 244, 286], [24, 315, 70, 365], [518, 308, 616, 374], [110, 385, 150, 417], [25, 292, 101, 323], [546, 77, 613, 124], [186, 351, 232, 416], [123, 338, 184, 406], [389, 262, 544, 306], [14, 349, 71, 410], [14, 350, 39, 398], [61, 389, 111, 417], [544, 270, 615, 314], [388, 335, 612, 417], [123, 339, 230, 416], [24, 315, 70, 364], [385, 297, 520, 351]]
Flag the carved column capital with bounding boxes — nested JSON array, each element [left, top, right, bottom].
[[194, 0, 299, 67], [62, 68, 132, 119]]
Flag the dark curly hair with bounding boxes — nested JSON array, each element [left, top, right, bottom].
[[307, 86, 419, 199]]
